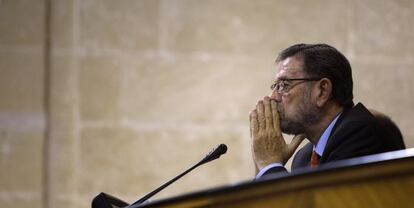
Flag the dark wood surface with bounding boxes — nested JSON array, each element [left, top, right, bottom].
[[135, 149, 414, 208]]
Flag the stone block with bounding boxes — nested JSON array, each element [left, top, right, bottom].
[[0, 0, 45, 47], [120, 55, 275, 124], [353, 0, 414, 59], [45, 54, 80, 208], [45, 54, 77, 205], [48, 54, 77, 128], [49, 0, 75, 49], [0, 131, 43, 208], [162, 0, 350, 55], [0, 52, 44, 113], [79, 0, 160, 50], [0, 195, 42, 208], [77, 125, 251, 204], [79, 55, 121, 121]]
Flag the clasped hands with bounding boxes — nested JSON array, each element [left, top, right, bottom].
[[249, 96, 305, 171]]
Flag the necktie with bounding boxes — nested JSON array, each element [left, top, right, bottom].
[[311, 150, 320, 168]]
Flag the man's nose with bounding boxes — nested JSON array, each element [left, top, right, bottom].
[[269, 90, 282, 102]]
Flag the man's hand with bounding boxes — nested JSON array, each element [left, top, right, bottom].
[[250, 96, 304, 170]]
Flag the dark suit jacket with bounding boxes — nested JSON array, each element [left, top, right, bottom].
[[262, 103, 405, 176]]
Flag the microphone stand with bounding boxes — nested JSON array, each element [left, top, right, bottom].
[[127, 144, 227, 208]]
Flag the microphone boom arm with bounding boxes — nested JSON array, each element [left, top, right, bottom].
[[128, 144, 227, 207]]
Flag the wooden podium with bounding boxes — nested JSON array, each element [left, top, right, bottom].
[[93, 149, 414, 207]]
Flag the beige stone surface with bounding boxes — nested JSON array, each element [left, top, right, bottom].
[[120, 54, 274, 123], [0, 131, 43, 208], [79, 0, 160, 50], [0, 1, 46, 207], [49, 0, 75, 48], [0, 0, 45, 47], [45, 54, 79, 208], [2, 0, 414, 208], [78, 126, 252, 205], [0, 52, 44, 113], [0, 132, 43, 188], [79, 55, 122, 121], [162, 0, 350, 54], [353, 0, 414, 60]]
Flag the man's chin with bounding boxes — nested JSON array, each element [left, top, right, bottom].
[[280, 125, 295, 135], [280, 122, 305, 135]]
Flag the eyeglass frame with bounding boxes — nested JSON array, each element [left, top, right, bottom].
[[270, 77, 322, 94]]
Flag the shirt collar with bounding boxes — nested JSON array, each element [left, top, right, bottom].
[[314, 113, 341, 157]]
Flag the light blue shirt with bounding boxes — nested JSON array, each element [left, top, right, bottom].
[[255, 114, 341, 179], [313, 114, 340, 156]]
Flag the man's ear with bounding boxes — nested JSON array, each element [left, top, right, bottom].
[[315, 78, 332, 107]]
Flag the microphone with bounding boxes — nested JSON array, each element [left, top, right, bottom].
[[128, 144, 228, 207], [199, 143, 228, 164]]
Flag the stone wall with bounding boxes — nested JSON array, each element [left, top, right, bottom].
[[1, 0, 414, 207], [0, 0, 46, 207]]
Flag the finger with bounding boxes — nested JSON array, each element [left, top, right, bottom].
[[250, 110, 259, 137], [256, 100, 265, 131], [287, 134, 306, 155], [263, 96, 273, 130], [271, 99, 280, 129]]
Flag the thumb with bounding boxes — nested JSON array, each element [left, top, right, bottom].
[[286, 134, 306, 155]]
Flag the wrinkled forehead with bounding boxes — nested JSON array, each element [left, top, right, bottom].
[[274, 57, 305, 80]]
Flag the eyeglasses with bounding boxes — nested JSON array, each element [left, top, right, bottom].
[[270, 78, 322, 94]]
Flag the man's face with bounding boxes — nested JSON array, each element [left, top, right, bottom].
[[270, 56, 321, 135]]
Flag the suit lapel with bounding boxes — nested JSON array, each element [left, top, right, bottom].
[[320, 103, 367, 163], [292, 142, 313, 169]]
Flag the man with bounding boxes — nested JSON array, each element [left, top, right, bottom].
[[249, 43, 404, 178], [369, 109, 405, 150]]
